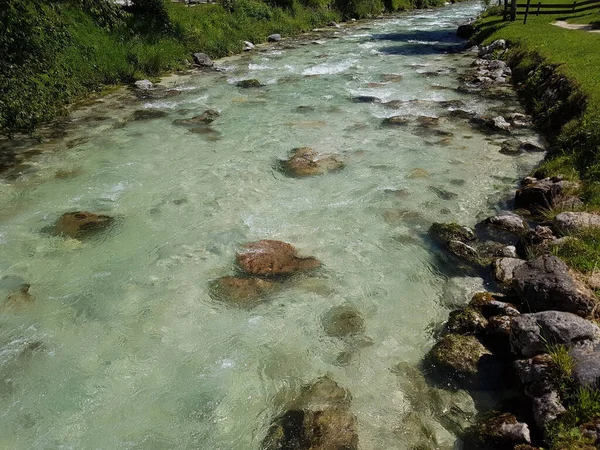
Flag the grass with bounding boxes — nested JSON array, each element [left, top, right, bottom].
[[474, 3, 600, 201], [547, 387, 600, 449], [551, 228, 600, 273]]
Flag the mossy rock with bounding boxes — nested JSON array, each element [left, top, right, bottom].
[[445, 307, 488, 335], [133, 109, 168, 120], [429, 222, 476, 244], [426, 334, 492, 389]]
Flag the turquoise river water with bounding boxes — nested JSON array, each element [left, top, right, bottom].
[[0, 3, 545, 449]]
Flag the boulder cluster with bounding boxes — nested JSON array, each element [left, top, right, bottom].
[[425, 177, 600, 447]]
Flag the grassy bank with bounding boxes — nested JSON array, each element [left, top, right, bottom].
[[474, 6, 600, 448], [0, 0, 453, 137]]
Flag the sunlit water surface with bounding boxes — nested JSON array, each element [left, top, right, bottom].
[[0, 3, 544, 449]]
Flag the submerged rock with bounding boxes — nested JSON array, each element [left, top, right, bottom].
[[351, 96, 380, 103], [512, 255, 597, 316], [209, 276, 280, 307], [236, 240, 320, 278], [279, 147, 344, 177], [133, 109, 168, 120], [2, 284, 35, 310], [322, 306, 365, 337], [172, 109, 220, 126], [237, 79, 264, 88], [262, 377, 358, 450], [52, 212, 114, 239], [510, 311, 600, 357], [382, 115, 410, 126]]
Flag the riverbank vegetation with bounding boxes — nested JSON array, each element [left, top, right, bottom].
[[474, 6, 600, 448], [0, 0, 455, 137]]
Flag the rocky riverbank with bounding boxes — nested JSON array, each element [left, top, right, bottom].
[[422, 34, 600, 449]]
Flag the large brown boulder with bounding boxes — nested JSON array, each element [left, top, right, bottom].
[[209, 276, 280, 307], [236, 240, 320, 278], [280, 147, 344, 177], [52, 212, 114, 238]]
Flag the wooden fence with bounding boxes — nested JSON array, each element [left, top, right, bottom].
[[503, 0, 600, 23]]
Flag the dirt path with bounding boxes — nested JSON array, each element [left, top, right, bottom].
[[552, 20, 600, 33]]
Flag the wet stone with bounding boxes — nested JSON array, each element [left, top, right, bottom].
[[51, 211, 114, 239], [279, 147, 344, 177], [2, 284, 35, 310], [445, 307, 488, 335], [322, 306, 365, 337], [133, 109, 168, 121], [236, 240, 320, 278], [209, 276, 280, 308], [172, 109, 220, 126], [429, 186, 458, 200], [382, 116, 411, 126], [237, 79, 264, 88]]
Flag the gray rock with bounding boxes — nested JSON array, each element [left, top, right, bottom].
[[445, 307, 488, 335], [493, 257, 526, 284], [532, 391, 566, 429], [478, 39, 507, 57], [487, 60, 507, 71], [554, 212, 600, 234], [570, 340, 600, 388], [492, 116, 511, 132], [501, 245, 518, 258], [134, 79, 153, 90], [193, 52, 213, 67], [243, 41, 255, 51], [510, 311, 600, 357], [512, 255, 597, 315], [514, 354, 555, 397], [268, 34, 282, 42], [329, 21, 341, 28], [485, 214, 527, 233]]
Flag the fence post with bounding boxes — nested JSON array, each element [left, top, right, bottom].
[[510, 0, 517, 21], [524, 0, 532, 23], [572, 0, 576, 11], [537, 2, 541, 14]]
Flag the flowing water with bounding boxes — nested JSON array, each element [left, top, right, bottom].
[[0, 3, 545, 449]]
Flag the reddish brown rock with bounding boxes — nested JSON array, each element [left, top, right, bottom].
[[52, 212, 114, 238], [237, 240, 320, 277]]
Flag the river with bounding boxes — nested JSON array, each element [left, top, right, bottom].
[[0, 3, 545, 449]]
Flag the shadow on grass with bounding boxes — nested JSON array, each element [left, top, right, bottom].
[[473, 17, 510, 43]]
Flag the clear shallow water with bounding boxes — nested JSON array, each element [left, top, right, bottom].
[[0, 3, 545, 449]]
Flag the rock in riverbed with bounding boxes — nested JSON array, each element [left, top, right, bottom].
[[279, 147, 344, 177], [52, 212, 114, 239], [209, 276, 280, 307], [193, 52, 213, 67], [237, 79, 264, 88], [322, 306, 365, 337], [262, 376, 358, 450], [2, 284, 35, 310], [172, 109, 220, 126], [463, 413, 531, 449], [236, 240, 320, 278]]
